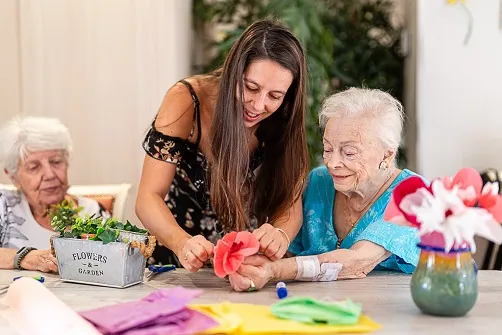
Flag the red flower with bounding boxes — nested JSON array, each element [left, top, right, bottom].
[[391, 176, 431, 227], [478, 183, 502, 222], [213, 231, 260, 278]]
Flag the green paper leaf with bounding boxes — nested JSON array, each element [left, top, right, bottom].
[[271, 297, 362, 325]]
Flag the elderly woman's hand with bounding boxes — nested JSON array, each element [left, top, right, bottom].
[[318, 241, 390, 279], [252, 224, 289, 261], [228, 255, 275, 292], [20, 250, 58, 273]]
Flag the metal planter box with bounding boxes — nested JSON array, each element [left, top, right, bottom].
[[52, 231, 147, 288]]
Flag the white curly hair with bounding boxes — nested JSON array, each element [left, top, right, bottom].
[[319, 87, 405, 153], [0, 116, 72, 174]]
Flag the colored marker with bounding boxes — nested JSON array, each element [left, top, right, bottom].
[[276, 281, 288, 299], [13, 276, 45, 283]]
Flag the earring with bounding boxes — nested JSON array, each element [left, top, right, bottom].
[[379, 161, 388, 170]]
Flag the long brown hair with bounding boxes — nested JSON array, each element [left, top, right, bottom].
[[209, 18, 309, 232]]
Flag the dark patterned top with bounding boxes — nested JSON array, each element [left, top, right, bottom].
[[142, 80, 263, 266]]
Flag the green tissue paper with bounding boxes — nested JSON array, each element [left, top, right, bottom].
[[270, 297, 362, 325]]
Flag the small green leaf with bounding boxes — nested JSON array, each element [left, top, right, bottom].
[[123, 221, 134, 232], [63, 231, 74, 238], [98, 228, 119, 245]]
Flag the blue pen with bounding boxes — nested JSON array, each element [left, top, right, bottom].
[[276, 281, 288, 299], [146, 264, 176, 280]]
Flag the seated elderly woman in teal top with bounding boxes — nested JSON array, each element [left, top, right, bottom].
[[228, 87, 422, 292], [290, 166, 418, 273]]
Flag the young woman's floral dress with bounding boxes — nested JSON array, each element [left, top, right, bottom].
[[142, 80, 263, 266]]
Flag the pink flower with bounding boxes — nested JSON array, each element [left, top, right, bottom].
[[442, 167, 502, 220], [385, 168, 502, 253], [448, 167, 482, 206], [213, 231, 259, 278]]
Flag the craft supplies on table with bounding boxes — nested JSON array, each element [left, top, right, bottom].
[[145, 264, 176, 280], [0, 276, 45, 295], [0, 276, 381, 335]]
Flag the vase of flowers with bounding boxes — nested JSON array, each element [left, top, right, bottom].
[[411, 239, 477, 316], [386, 168, 502, 316]]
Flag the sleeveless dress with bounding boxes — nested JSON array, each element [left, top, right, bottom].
[[142, 80, 263, 266]]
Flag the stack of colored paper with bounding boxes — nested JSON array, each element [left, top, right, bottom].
[[190, 298, 381, 334], [1, 278, 379, 335], [80, 287, 217, 335]]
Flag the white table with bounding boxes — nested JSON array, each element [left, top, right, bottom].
[[1, 269, 501, 334]]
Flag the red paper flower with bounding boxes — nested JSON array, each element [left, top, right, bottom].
[[213, 231, 260, 278], [478, 183, 502, 222], [391, 176, 431, 227], [384, 167, 502, 252]]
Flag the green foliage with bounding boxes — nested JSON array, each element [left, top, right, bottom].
[[66, 215, 102, 238], [95, 226, 120, 245], [49, 201, 147, 245], [326, 0, 404, 96], [193, 0, 405, 168], [49, 200, 83, 235], [325, 0, 406, 166], [103, 218, 148, 234]]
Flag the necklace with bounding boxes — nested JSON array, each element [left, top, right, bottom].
[[335, 170, 399, 249]]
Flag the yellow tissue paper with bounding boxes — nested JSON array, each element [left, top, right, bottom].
[[190, 302, 381, 334]]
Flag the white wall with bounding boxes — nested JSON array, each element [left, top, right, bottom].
[[0, 0, 193, 225], [414, 0, 502, 265], [0, 0, 20, 123], [416, 0, 502, 178]]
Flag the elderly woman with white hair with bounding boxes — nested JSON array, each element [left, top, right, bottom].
[[228, 87, 423, 292], [0, 116, 107, 272]]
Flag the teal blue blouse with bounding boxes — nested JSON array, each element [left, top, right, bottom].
[[288, 166, 421, 274]]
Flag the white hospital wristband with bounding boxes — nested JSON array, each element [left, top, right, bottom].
[[315, 263, 343, 282]]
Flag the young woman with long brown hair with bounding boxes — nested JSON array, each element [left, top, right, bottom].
[[136, 18, 309, 272]]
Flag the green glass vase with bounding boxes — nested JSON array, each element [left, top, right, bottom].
[[410, 244, 478, 317]]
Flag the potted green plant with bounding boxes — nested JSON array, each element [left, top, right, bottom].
[[49, 201, 155, 288]]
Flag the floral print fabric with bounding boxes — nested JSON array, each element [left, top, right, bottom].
[[142, 80, 263, 266]]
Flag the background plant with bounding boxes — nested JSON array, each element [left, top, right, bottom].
[[193, 0, 405, 167]]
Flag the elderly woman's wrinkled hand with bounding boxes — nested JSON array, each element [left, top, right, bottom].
[[318, 249, 367, 279], [20, 250, 58, 273], [252, 224, 289, 261], [318, 241, 391, 279], [228, 255, 274, 292]]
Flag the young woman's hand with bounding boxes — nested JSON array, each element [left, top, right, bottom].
[[176, 235, 214, 272], [253, 223, 289, 261]]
